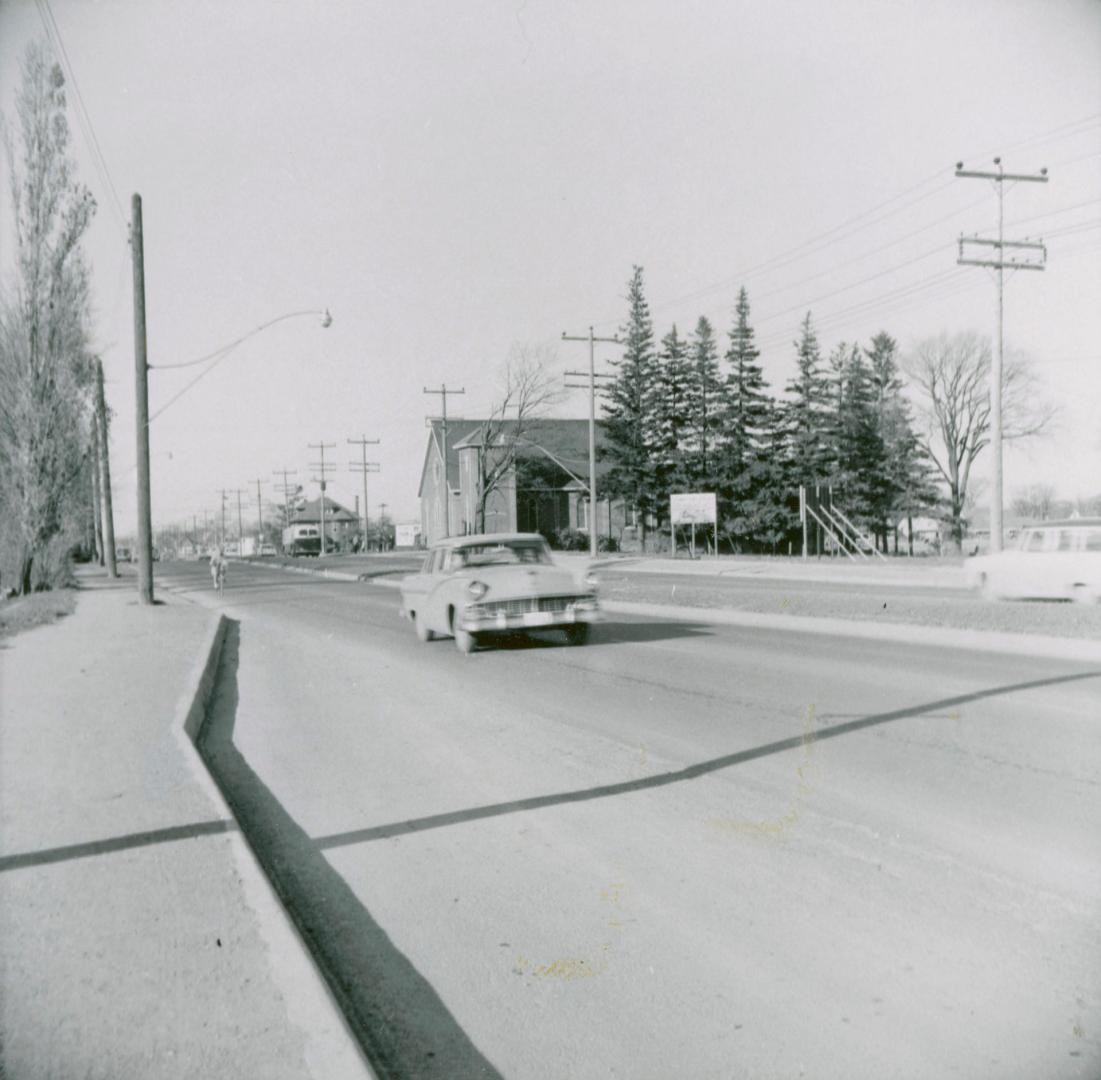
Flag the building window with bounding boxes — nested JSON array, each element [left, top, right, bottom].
[[578, 498, 589, 531]]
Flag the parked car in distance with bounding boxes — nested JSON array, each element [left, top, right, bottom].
[[259, 543, 278, 556], [967, 518, 1101, 601], [281, 524, 336, 556], [115, 546, 132, 562], [400, 532, 600, 653]]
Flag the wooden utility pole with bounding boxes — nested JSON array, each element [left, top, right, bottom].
[[131, 195, 154, 603], [348, 435, 380, 549], [90, 413, 104, 565], [423, 384, 465, 537], [228, 488, 247, 549], [273, 467, 298, 544], [94, 359, 118, 577], [563, 328, 619, 558], [308, 441, 337, 555], [247, 478, 266, 544], [955, 157, 1048, 554]]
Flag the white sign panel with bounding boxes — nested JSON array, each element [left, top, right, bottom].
[[395, 523, 421, 547], [670, 492, 717, 524]]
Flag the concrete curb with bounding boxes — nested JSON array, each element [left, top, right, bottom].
[[246, 558, 1101, 661], [175, 613, 375, 1078], [602, 600, 1101, 663]]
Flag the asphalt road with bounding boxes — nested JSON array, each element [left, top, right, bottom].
[[160, 560, 1101, 1080]]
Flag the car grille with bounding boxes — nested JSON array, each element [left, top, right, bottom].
[[482, 595, 585, 615]]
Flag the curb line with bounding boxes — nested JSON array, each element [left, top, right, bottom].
[[251, 558, 1101, 661], [175, 613, 375, 1079], [602, 600, 1101, 663]]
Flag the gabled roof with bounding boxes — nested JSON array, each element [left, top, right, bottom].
[[291, 496, 358, 524], [417, 419, 487, 499], [448, 418, 613, 485]]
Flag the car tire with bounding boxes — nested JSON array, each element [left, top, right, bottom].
[[414, 610, 435, 642], [449, 607, 477, 654], [563, 623, 590, 646]]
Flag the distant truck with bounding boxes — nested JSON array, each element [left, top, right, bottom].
[[282, 524, 336, 556]]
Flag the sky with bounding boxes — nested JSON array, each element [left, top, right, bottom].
[[1, 0, 1099, 537]]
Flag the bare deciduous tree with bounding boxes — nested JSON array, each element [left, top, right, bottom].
[[0, 40, 97, 592], [473, 343, 563, 533], [903, 331, 1054, 551]]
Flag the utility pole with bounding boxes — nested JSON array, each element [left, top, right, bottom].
[[90, 412, 105, 565], [955, 157, 1048, 554], [94, 359, 118, 578], [229, 488, 247, 549], [273, 467, 298, 539], [308, 441, 337, 556], [562, 327, 620, 558], [348, 435, 380, 549], [247, 478, 266, 544], [131, 194, 154, 603], [217, 490, 228, 549], [423, 384, 465, 537]]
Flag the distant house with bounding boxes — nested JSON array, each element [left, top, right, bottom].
[[418, 418, 628, 546], [290, 496, 360, 551]]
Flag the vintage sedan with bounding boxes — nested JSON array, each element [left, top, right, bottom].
[[966, 518, 1101, 601], [400, 532, 600, 653]]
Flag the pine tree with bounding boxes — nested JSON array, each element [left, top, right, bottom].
[[865, 331, 938, 550], [651, 324, 692, 501], [601, 266, 659, 539], [718, 287, 774, 548], [722, 287, 770, 479], [684, 315, 723, 489], [783, 312, 831, 488]]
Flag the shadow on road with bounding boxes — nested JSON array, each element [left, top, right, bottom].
[[198, 620, 501, 1080], [314, 667, 1101, 851]]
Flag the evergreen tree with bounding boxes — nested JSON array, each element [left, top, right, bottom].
[[718, 288, 773, 547], [722, 287, 770, 479], [833, 345, 887, 528], [684, 315, 723, 489], [601, 266, 659, 539], [783, 312, 831, 488], [865, 331, 938, 550], [650, 324, 692, 500]]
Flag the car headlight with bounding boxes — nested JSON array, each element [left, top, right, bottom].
[[467, 580, 488, 600], [584, 573, 599, 590]]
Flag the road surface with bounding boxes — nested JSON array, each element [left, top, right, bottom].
[[159, 560, 1101, 1079]]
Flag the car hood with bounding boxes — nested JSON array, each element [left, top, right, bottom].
[[463, 564, 590, 598]]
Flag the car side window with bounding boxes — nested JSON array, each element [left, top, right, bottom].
[[1056, 530, 1076, 552], [1024, 530, 1046, 553], [1084, 530, 1101, 553]]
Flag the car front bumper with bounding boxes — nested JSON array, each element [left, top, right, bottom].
[[460, 600, 601, 633]]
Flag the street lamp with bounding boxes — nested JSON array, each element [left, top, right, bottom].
[[130, 193, 330, 605]]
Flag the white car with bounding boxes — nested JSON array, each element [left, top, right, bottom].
[[399, 532, 600, 653], [967, 518, 1101, 601]]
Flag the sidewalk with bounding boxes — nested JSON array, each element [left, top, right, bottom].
[[0, 570, 370, 1079]]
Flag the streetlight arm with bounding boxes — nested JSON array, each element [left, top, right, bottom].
[[151, 308, 332, 369], [146, 308, 332, 425]]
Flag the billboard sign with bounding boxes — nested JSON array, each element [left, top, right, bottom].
[[670, 492, 717, 525]]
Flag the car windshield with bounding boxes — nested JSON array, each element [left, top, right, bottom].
[[449, 541, 551, 569]]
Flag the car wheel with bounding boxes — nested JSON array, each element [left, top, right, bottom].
[[449, 607, 477, 654], [564, 623, 590, 646], [414, 610, 435, 642]]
